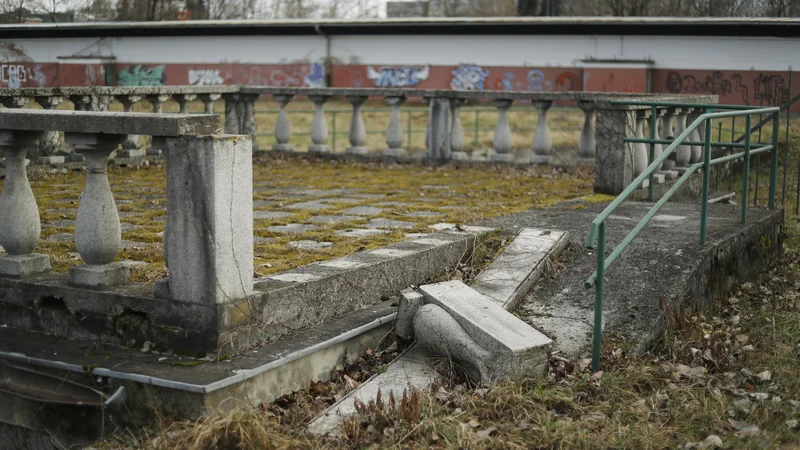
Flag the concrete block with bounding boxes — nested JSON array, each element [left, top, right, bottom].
[[115, 149, 145, 158], [473, 228, 568, 310], [164, 135, 253, 305], [346, 147, 369, 155], [273, 143, 295, 152], [418, 280, 552, 382], [530, 154, 550, 164], [0, 254, 50, 277], [147, 148, 163, 156], [395, 288, 423, 340], [69, 262, 130, 289], [577, 157, 595, 166], [594, 108, 636, 194], [659, 170, 679, 180], [37, 155, 65, 165], [490, 153, 514, 163], [450, 151, 469, 161], [308, 144, 330, 153], [383, 148, 408, 158]]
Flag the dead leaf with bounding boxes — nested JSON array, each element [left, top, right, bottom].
[[729, 419, 760, 437], [467, 419, 481, 428], [476, 426, 498, 440], [698, 434, 723, 449], [786, 419, 798, 430], [756, 370, 771, 381]]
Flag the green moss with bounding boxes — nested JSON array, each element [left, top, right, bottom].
[[170, 360, 206, 367]]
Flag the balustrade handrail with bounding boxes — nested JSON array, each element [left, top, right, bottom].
[[582, 104, 780, 373]]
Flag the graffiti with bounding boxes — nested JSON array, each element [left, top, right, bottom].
[[555, 72, 580, 91], [188, 68, 224, 86], [366, 65, 429, 88], [1, 64, 27, 88], [304, 63, 325, 88], [666, 71, 751, 103], [527, 70, 552, 92], [117, 65, 165, 86], [499, 72, 516, 90], [450, 64, 490, 91], [754, 73, 789, 104]]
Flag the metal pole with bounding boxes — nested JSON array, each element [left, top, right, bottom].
[[648, 105, 657, 201], [783, 68, 793, 205], [755, 96, 764, 206], [742, 115, 751, 224], [770, 111, 780, 209], [701, 110, 713, 243], [716, 122, 722, 191], [729, 116, 736, 191], [591, 221, 606, 373]]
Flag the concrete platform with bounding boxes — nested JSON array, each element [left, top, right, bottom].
[[480, 200, 783, 358]]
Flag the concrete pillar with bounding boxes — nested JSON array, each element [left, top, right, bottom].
[[66, 133, 129, 289], [450, 99, 468, 161], [160, 135, 253, 305], [660, 108, 677, 171], [633, 110, 648, 181], [383, 96, 407, 157], [34, 96, 64, 163], [577, 104, 596, 165], [593, 107, 637, 194], [674, 108, 691, 170], [345, 95, 368, 155], [0, 131, 50, 277], [273, 94, 295, 152], [490, 99, 514, 163], [687, 109, 702, 164], [531, 100, 553, 164], [426, 97, 452, 161], [223, 94, 241, 134], [174, 94, 197, 114], [308, 95, 331, 153], [116, 95, 145, 157], [241, 94, 258, 152], [198, 93, 221, 114]]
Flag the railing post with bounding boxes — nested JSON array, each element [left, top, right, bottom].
[[577, 102, 596, 166], [449, 99, 468, 161], [33, 96, 64, 164], [531, 100, 553, 164], [490, 98, 514, 163], [273, 94, 295, 152], [741, 115, 751, 225], [345, 95, 368, 155], [674, 108, 691, 171], [687, 108, 703, 164], [647, 106, 656, 201], [700, 110, 713, 244], [116, 94, 145, 158], [426, 96, 452, 161], [0, 131, 50, 277], [198, 93, 220, 114], [660, 107, 677, 172], [158, 135, 253, 304], [652, 108, 666, 173], [591, 221, 606, 373], [308, 95, 331, 153], [769, 111, 779, 209], [384, 95, 407, 157], [65, 133, 129, 289]]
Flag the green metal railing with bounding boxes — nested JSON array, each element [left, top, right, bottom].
[[252, 106, 582, 153], [584, 102, 781, 372]]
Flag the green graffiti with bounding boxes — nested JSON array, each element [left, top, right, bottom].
[[117, 65, 165, 86]]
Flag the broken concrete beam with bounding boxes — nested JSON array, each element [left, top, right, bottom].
[[395, 288, 423, 341], [473, 228, 568, 310], [418, 280, 551, 382]]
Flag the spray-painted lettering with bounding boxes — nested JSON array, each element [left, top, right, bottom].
[[188, 68, 224, 86], [366, 65, 430, 88], [449, 64, 490, 91], [117, 65, 165, 86]]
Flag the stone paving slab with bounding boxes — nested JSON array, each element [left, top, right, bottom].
[[339, 206, 383, 216], [267, 224, 318, 234], [364, 218, 416, 229], [308, 215, 362, 224]]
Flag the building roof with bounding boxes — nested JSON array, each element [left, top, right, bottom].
[[1, 17, 798, 39]]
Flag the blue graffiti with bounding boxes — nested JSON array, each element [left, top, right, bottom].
[[527, 69, 553, 92], [450, 64, 490, 91], [501, 72, 515, 90], [304, 63, 326, 88], [366, 65, 430, 88]]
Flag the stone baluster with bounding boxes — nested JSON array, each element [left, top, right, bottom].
[[633, 110, 649, 184], [116, 95, 145, 158], [174, 94, 197, 114], [423, 97, 432, 153], [198, 93, 221, 114], [490, 99, 514, 163], [273, 94, 295, 152], [0, 131, 50, 277], [673, 108, 691, 171], [345, 95, 368, 155], [65, 133, 129, 289], [241, 94, 259, 152], [426, 96, 452, 161], [34, 96, 65, 164], [147, 94, 170, 114], [70, 95, 90, 111], [384, 96, 407, 157], [651, 109, 665, 173], [660, 108, 677, 172], [577, 103, 596, 166], [223, 93, 242, 134], [308, 95, 331, 153], [687, 108, 702, 164], [450, 99, 468, 161], [531, 100, 554, 164]]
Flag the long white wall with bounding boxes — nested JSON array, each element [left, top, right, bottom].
[[4, 34, 797, 71]]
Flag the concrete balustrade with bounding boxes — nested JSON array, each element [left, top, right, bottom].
[[490, 99, 514, 163], [633, 110, 649, 181], [687, 108, 703, 164], [384, 95, 407, 157], [345, 95, 368, 155], [273, 94, 295, 152], [34, 96, 63, 162], [660, 107, 677, 171], [309, 95, 331, 153], [673, 108, 691, 170], [450, 99, 467, 161], [577, 103, 596, 165]]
